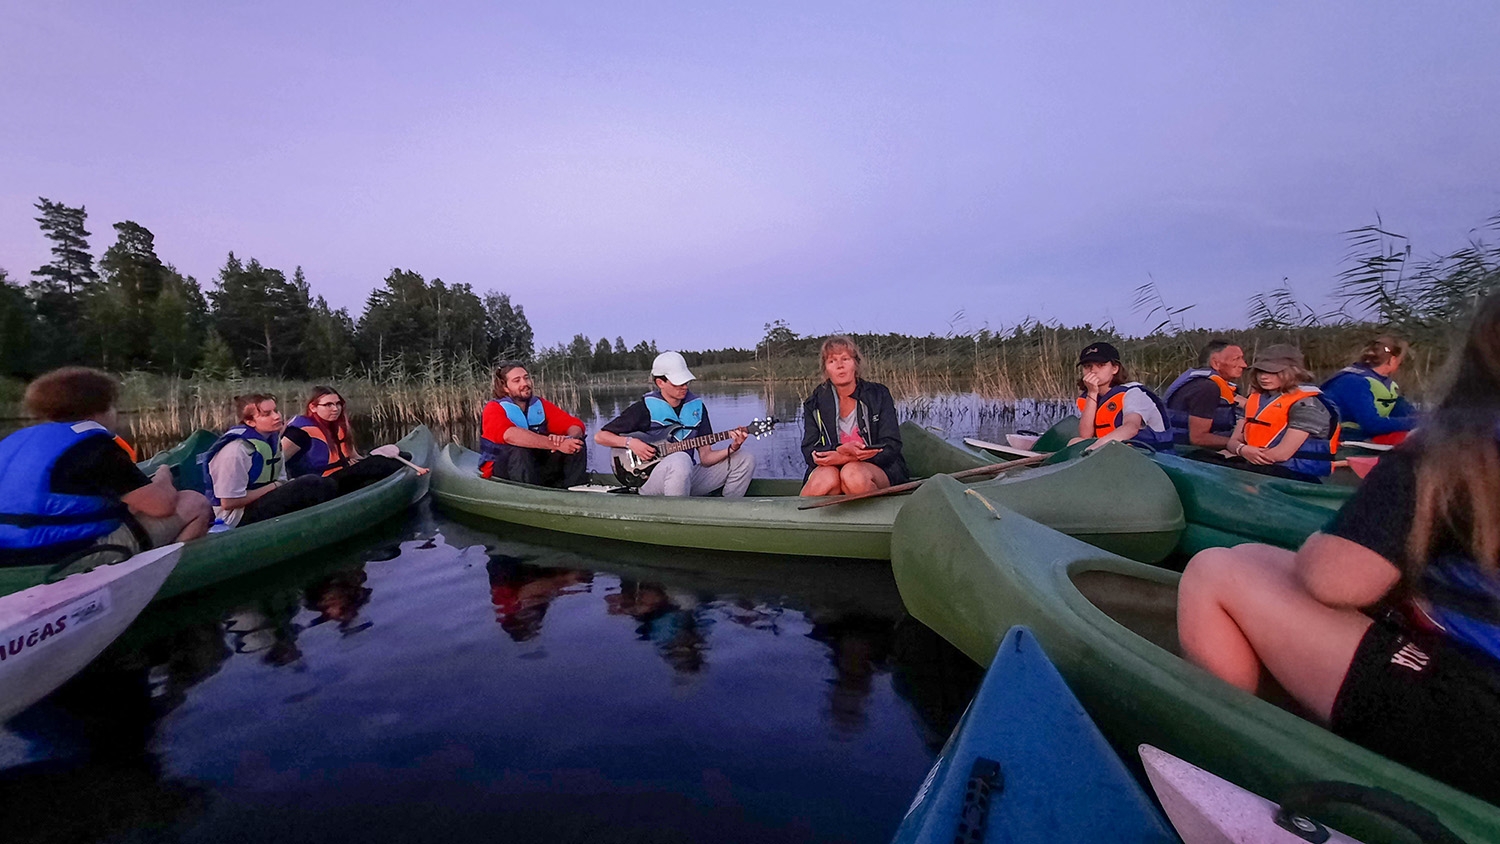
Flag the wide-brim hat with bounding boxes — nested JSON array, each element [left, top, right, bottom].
[[1251, 344, 1305, 373]]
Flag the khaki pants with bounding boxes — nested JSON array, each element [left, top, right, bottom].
[[54, 513, 187, 574]]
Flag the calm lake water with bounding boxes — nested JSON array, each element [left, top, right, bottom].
[[0, 387, 1069, 843], [2, 511, 984, 843]]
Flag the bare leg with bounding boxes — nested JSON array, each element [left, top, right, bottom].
[[174, 490, 213, 541], [800, 466, 844, 497], [838, 462, 890, 495], [1178, 543, 1372, 722]]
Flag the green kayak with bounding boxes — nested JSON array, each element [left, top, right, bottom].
[[0, 427, 431, 600], [420, 424, 1184, 562], [890, 474, 1500, 842], [963, 417, 1357, 558]]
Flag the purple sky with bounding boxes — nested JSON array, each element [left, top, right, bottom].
[[3, 2, 1498, 351]]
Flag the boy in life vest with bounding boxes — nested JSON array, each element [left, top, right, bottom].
[[1068, 342, 1172, 452], [0, 367, 211, 569], [1321, 335, 1419, 446], [479, 362, 587, 488], [203, 394, 336, 527], [1218, 344, 1340, 483], [594, 351, 755, 497], [1163, 339, 1247, 450]]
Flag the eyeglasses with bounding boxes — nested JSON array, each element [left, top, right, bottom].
[[316, 401, 345, 408]]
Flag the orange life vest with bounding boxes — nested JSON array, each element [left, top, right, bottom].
[[1243, 387, 1342, 476], [1076, 383, 1173, 451], [286, 415, 353, 477]]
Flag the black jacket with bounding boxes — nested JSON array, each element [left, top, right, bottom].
[[800, 379, 909, 483]]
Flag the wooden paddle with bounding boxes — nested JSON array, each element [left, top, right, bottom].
[[963, 436, 1045, 459], [369, 444, 431, 476], [798, 454, 1049, 510]]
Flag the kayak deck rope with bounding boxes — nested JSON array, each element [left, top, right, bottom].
[[963, 489, 1003, 520]]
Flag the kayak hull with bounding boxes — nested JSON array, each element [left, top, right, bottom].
[[0, 427, 431, 600], [889, 474, 1500, 842], [428, 424, 1184, 563], [892, 626, 1176, 843], [0, 543, 181, 722]]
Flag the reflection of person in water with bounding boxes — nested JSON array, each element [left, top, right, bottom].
[[486, 554, 593, 643], [304, 567, 375, 635], [605, 580, 710, 674], [807, 614, 895, 735], [224, 590, 305, 666], [887, 616, 985, 752]]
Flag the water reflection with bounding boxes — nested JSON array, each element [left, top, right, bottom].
[[487, 554, 593, 642], [1, 506, 982, 844]]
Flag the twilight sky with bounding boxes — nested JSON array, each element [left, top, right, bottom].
[[2, 2, 1498, 350]]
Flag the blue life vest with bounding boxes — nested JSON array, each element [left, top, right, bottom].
[[284, 415, 353, 478], [643, 391, 705, 442], [199, 426, 281, 506], [479, 398, 550, 464], [0, 421, 129, 551], [1077, 383, 1174, 453], [1162, 368, 1238, 445]]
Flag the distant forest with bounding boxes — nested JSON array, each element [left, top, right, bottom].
[[0, 198, 674, 381], [2, 198, 1495, 390]]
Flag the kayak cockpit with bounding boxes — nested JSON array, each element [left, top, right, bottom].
[[1070, 569, 1182, 656]]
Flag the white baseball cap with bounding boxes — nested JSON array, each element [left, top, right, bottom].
[[650, 351, 696, 386]]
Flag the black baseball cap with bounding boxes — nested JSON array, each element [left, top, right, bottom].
[[1078, 342, 1121, 365]]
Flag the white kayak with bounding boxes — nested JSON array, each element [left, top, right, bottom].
[[0, 543, 182, 723]]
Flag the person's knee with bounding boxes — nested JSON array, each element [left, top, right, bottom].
[[801, 467, 840, 496], [840, 465, 878, 494], [177, 490, 212, 521]]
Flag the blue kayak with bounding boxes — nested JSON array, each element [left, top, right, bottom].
[[892, 626, 1178, 843]]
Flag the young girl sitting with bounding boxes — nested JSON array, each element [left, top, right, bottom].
[[1217, 344, 1339, 482], [1069, 341, 1172, 452]]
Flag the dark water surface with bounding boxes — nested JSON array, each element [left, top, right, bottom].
[[0, 503, 984, 844]]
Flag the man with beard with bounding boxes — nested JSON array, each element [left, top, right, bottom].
[[478, 362, 588, 488]]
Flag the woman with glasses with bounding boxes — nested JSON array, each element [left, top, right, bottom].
[[282, 386, 413, 495]]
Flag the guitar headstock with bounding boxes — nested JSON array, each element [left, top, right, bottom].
[[745, 417, 779, 438]]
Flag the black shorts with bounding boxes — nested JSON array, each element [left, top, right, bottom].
[[1330, 618, 1500, 802]]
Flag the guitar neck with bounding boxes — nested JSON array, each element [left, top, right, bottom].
[[658, 428, 740, 456]]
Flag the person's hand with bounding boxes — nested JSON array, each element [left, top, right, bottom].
[[1241, 445, 1275, 465], [548, 434, 568, 450], [726, 429, 748, 453], [1082, 370, 1110, 398], [556, 436, 583, 455], [812, 450, 844, 466], [848, 444, 881, 461], [627, 438, 657, 462]]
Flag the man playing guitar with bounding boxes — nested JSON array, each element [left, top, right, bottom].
[[593, 352, 756, 497]]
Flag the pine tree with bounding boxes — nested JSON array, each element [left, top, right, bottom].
[[95, 220, 168, 368], [483, 291, 535, 362], [302, 296, 358, 376], [592, 337, 613, 372], [31, 198, 99, 296], [209, 253, 312, 376], [151, 269, 209, 375]]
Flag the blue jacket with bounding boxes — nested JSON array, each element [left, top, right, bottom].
[[1321, 364, 1417, 438], [0, 422, 128, 551]]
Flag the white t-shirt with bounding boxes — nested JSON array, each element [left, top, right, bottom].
[[1120, 386, 1167, 433], [208, 439, 285, 528]]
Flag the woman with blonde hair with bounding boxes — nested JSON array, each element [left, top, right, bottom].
[[1322, 335, 1419, 445], [1212, 344, 1340, 482], [799, 336, 908, 496], [1177, 291, 1500, 801]]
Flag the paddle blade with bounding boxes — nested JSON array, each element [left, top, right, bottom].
[[1346, 456, 1378, 479]]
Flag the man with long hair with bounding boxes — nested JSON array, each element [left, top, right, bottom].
[[479, 362, 587, 488]]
